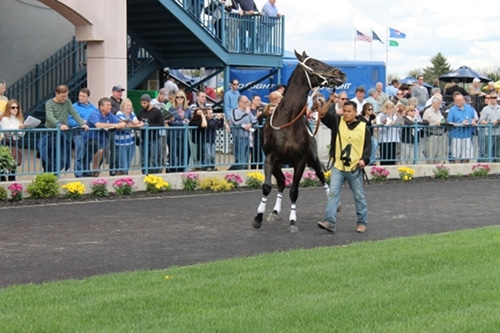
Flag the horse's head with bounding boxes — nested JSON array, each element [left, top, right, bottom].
[[295, 50, 346, 89]]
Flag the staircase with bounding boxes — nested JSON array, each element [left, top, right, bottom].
[[6, 0, 285, 121]]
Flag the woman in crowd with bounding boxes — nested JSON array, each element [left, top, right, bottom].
[[0, 99, 25, 180], [168, 90, 192, 172], [376, 101, 401, 165], [360, 102, 378, 165], [189, 107, 208, 170], [115, 98, 144, 175]]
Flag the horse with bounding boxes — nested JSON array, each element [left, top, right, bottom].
[[253, 50, 346, 232]]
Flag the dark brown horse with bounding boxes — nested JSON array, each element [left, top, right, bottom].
[[253, 51, 346, 232]]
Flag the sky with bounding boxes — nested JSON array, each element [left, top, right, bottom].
[[254, 0, 500, 79]]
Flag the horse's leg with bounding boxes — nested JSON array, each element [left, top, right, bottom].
[[253, 155, 276, 228], [288, 162, 306, 233], [267, 165, 285, 222]]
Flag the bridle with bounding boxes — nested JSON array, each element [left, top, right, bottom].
[[268, 57, 332, 135]]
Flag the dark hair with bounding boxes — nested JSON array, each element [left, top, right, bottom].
[[98, 97, 112, 107], [361, 103, 373, 116], [344, 100, 358, 109], [79, 88, 91, 96], [355, 86, 365, 93], [55, 85, 69, 94]]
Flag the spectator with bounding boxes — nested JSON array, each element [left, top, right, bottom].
[[335, 91, 348, 115], [400, 105, 428, 164], [0, 100, 25, 181], [152, 88, 171, 167], [375, 81, 388, 112], [376, 101, 401, 165], [424, 87, 443, 108], [259, 0, 281, 52], [43, 85, 88, 172], [423, 96, 447, 164], [364, 88, 380, 114], [386, 79, 400, 100], [224, 79, 240, 120], [82, 97, 125, 177], [444, 79, 468, 98], [411, 75, 429, 111], [230, 0, 259, 51], [163, 73, 179, 94], [69, 88, 97, 177], [350, 86, 366, 115], [115, 99, 144, 175], [109, 85, 125, 175], [263, 90, 282, 117], [0, 79, 8, 117], [207, 0, 234, 40], [168, 90, 193, 172], [447, 93, 477, 163], [249, 95, 264, 169], [228, 95, 258, 170], [204, 108, 224, 171], [189, 107, 208, 170], [469, 78, 485, 97], [479, 92, 500, 161], [136, 94, 164, 174], [275, 84, 286, 96], [359, 102, 377, 165], [484, 81, 496, 94]]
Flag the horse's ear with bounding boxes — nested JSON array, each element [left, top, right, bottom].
[[294, 50, 302, 59], [302, 51, 308, 57]]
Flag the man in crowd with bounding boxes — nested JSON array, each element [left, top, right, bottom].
[[479, 92, 500, 161], [82, 97, 125, 177], [411, 75, 429, 111], [136, 94, 164, 174], [350, 86, 366, 115], [423, 96, 446, 164], [228, 95, 258, 170], [108, 85, 125, 175], [224, 79, 240, 120], [317, 99, 371, 234], [447, 92, 477, 163], [386, 79, 400, 100], [69, 88, 97, 177], [375, 81, 388, 112], [249, 95, 264, 169]]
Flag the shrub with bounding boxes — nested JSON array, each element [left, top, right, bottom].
[[0, 146, 17, 175], [181, 172, 200, 191], [112, 178, 135, 195], [90, 179, 109, 197], [224, 173, 243, 188], [370, 166, 389, 181], [26, 174, 59, 199], [199, 177, 234, 192], [324, 170, 332, 184], [283, 171, 293, 187], [433, 164, 450, 179], [398, 166, 415, 182], [471, 163, 490, 177], [0, 186, 7, 201], [8, 183, 23, 202], [301, 170, 320, 187], [61, 181, 85, 199], [144, 175, 171, 193], [246, 172, 264, 189]]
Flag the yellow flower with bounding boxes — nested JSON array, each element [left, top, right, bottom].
[[61, 181, 85, 198]]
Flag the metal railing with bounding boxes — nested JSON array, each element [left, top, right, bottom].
[[174, 0, 284, 55], [3, 123, 500, 181], [5, 37, 87, 116]]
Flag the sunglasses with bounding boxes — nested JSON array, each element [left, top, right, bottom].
[[340, 98, 348, 100], [10, 106, 19, 109], [367, 108, 373, 111], [397, 93, 403, 95], [175, 96, 185, 99]]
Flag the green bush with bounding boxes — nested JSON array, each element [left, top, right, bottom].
[[26, 174, 60, 199], [0, 146, 17, 175], [0, 186, 7, 201]]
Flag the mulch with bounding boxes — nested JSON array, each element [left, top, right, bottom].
[[1, 177, 499, 288]]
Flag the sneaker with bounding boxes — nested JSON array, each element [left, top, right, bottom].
[[317, 221, 335, 233], [355, 225, 367, 233]]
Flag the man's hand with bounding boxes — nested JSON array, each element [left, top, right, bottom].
[[82, 124, 89, 131], [357, 160, 366, 169], [60, 124, 69, 131]]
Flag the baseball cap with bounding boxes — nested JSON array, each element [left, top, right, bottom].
[[140, 94, 151, 102], [159, 88, 169, 95], [112, 85, 125, 92], [472, 78, 481, 83], [397, 98, 409, 107]]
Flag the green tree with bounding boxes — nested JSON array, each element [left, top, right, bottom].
[[423, 52, 451, 84]]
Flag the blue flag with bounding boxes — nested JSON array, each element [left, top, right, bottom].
[[372, 30, 383, 44], [389, 27, 406, 39]]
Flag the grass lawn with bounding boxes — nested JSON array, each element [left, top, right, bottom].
[[1, 226, 499, 332]]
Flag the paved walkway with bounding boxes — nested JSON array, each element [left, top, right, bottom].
[[1, 179, 499, 288]]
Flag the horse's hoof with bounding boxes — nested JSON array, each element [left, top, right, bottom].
[[267, 212, 278, 222], [337, 203, 342, 213], [288, 224, 299, 233], [253, 214, 263, 229]]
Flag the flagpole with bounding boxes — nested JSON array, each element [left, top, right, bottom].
[[386, 27, 389, 77], [370, 27, 373, 61], [354, 29, 357, 60]]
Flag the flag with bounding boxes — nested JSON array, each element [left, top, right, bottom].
[[389, 27, 406, 39], [389, 40, 399, 47], [372, 30, 383, 44], [356, 30, 372, 42]]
